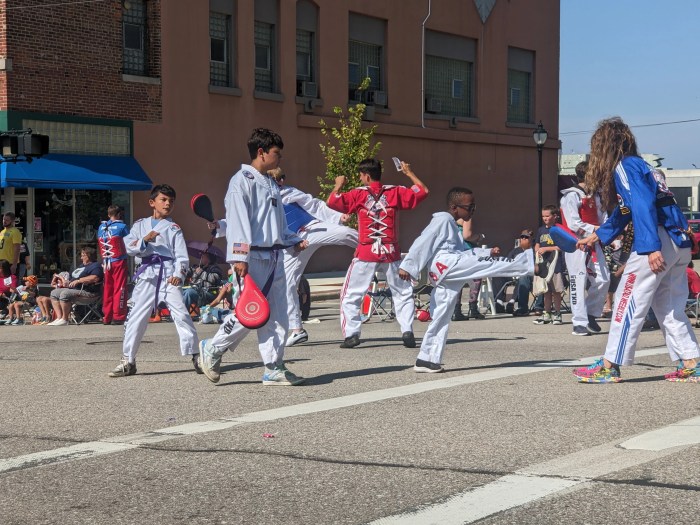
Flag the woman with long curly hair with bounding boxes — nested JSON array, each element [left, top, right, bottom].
[[575, 116, 699, 383]]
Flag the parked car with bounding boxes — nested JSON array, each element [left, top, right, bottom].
[[688, 220, 700, 258]]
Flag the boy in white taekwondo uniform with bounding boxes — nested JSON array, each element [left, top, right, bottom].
[[559, 160, 610, 336], [108, 184, 199, 377], [198, 128, 309, 386], [268, 167, 358, 346], [399, 187, 534, 372]]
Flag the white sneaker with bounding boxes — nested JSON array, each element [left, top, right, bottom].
[[48, 318, 69, 326], [286, 329, 308, 346]]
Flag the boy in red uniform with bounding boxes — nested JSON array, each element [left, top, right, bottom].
[[97, 205, 129, 324], [327, 158, 428, 348]]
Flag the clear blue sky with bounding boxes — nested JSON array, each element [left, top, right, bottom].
[[559, 0, 700, 169]]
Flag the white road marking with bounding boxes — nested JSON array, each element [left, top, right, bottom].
[[619, 415, 700, 451], [0, 347, 669, 476]]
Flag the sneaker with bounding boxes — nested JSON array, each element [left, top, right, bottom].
[[198, 339, 222, 383], [414, 358, 445, 373], [10, 318, 23, 326], [578, 365, 622, 383], [402, 331, 416, 348], [339, 334, 361, 348], [512, 308, 529, 317], [587, 315, 602, 333], [262, 364, 305, 386], [451, 310, 468, 321], [39, 317, 50, 325], [533, 312, 552, 325], [573, 357, 605, 378], [664, 364, 700, 383], [552, 313, 563, 325], [48, 318, 69, 326], [286, 329, 309, 346], [108, 358, 136, 378], [0, 317, 14, 325], [572, 325, 590, 336], [191, 353, 203, 374], [505, 302, 515, 315]]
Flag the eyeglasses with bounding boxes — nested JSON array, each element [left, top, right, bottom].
[[455, 204, 476, 212], [520, 235, 531, 239]]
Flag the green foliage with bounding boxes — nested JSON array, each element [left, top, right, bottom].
[[317, 77, 381, 200]]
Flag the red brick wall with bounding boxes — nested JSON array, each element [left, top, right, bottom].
[[1, 0, 161, 122]]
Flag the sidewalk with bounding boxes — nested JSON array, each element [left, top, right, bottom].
[[305, 271, 346, 301]]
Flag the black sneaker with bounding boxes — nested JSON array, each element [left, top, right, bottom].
[[339, 334, 361, 348], [572, 325, 590, 336], [451, 311, 468, 321], [587, 315, 602, 333], [414, 358, 444, 373], [512, 309, 529, 317], [192, 353, 204, 374], [505, 302, 514, 314], [402, 331, 416, 348]]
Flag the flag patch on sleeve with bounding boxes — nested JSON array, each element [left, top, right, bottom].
[[232, 242, 250, 255]]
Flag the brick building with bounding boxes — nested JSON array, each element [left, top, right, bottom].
[[0, 0, 560, 278]]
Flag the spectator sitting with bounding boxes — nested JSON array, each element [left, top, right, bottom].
[[3, 275, 38, 325], [0, 258, 19, 318], [493, 229, 535, 316], [182, 251, 224, 312], [687, 261, 700, 298], [46, 247, 103, 326]]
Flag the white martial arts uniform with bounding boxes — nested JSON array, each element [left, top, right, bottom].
[[280, 185, 358, 331], [400, 212, 534, 365], [559, 186, 610, 328], [208, 164, 302, 366], [122, 217, 198, 363]]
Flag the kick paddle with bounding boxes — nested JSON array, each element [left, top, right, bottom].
[[235, 274, 271, 329]]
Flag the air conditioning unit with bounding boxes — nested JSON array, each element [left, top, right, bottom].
[[426, 98, 442, 114], [367, 90, 387, 106], [301, 81, 318, 98]]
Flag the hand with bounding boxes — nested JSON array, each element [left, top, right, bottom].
[[490, 247, 501, 257], [398, 269, 411, 281], [168, 276, 182, 286], [144, 231, 159, 243], [399, 161, 412, 174], [536, 247, 547, 256], [333, 175, 346, 191], [233, 262, 248, 278], [576, 233, 598, 251], [295, 240, 309, 252], [207, 221, 219, 231], [340, 214, 351, 224], [67, 279, 79, 288], [648, 251, 665, 274]]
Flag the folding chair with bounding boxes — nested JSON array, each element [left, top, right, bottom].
[[71, 294, 103, 324], [361, 272, 395, 322], [412, 268, 433, 312], [685, 293, 700, 327]]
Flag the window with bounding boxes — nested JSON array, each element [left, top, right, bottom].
[[507, 47, 534, 124], [122, 0, 147, 76], [424, 31, 476, 118], [296, 0, 318, 97], [254, 0, 278, 94], [210, 11, 233, 87], [348, 13, 386, 106]]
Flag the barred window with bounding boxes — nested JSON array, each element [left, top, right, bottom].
[[296, 29, 313, 82], [348, 40, 381, 99], [348, 13, 385, 104], [425, 55, 473, 117], [255, 21, 275, 92], [123, 0, 147, 76], [210, 11, 232, 87], [24, 120, 130, 156]]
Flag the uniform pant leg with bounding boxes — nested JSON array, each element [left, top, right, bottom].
[[416, 282, 461, 365], [585, 243, 610, 318], [122, 279, 156, 363], [283, 232, 313, 332], [112, 259, 129, 321], [565, 250, 588, 327], [340, 259, 376, 338], [384, 260, 415, 333], [650, 240, 700, 363], [163, 282, 199, 356], [102, 268, 114, 322], [445, 249, 534, 282], [257, 255, 289, 366]]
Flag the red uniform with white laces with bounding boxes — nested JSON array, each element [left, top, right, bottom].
[[328, 181, 428, 338]]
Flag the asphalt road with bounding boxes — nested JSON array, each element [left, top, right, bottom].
[[1, 300, 699, 525]]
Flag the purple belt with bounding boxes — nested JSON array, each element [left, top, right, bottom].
[[134, 254, 174, 314]]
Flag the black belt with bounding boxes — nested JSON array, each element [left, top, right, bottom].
[[656, 196, 677, 207], [251, 244, 289, 251]]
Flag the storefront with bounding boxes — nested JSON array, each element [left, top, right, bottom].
[[1, 153, 151, 283]]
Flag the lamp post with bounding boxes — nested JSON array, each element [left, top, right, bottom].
[[532, 121, 548, 224]]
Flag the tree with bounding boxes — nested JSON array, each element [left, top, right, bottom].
[[317, 77, 381, 200]]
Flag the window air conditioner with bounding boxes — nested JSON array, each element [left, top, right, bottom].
[[301, 81, 318, 98], [426, 98, 442, 113], [367, 90, 387, 106]]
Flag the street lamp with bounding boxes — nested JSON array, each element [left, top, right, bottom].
[[532, 121, 548, 223]]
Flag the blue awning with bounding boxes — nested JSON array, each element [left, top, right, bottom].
[[0, 153, 152, 190]]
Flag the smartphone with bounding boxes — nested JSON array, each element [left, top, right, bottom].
[[392, 157, 402, 171]]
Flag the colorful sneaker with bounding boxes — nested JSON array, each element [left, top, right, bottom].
[[262, 364, 305, 386], [578, 365, 622, 383], [552, 312, 563, 325], [108, 358, 136, 377], [664, 364, 699, 383], [198, 339, 222, 384], [573, 357, 605, 378], [533, 312, 552, 325]]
